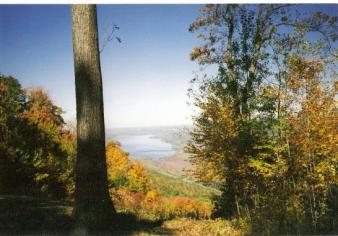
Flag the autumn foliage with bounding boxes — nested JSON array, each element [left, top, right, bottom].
[[0, 76, 212, 222], [1, 5, 337, 234], [105, 141, 213, 221], [0, 76, 75, 198], [187, 4, 337, 234]]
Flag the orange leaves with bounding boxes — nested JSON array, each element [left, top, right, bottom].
[[0, 76, 76, 198], [0, 80, 6, 92], [284, 56, 338, 226], [111, 186, 213, 221], [287, 55, 323, 92], [287, 56, 336, 169], [111, 187, 144, 214], [167, 197, 212, 219], [21, 88, 65, 153], [0, 80, 7, 128], [106, 141, 213, 221]]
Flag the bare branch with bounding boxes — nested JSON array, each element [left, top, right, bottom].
[[99, 23, 121, 53], [272, 4, 294, 13]]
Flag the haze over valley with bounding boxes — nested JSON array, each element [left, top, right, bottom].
[[106, 125, 192, 176]]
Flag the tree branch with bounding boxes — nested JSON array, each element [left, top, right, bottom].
[[99, 24, 121, 53]]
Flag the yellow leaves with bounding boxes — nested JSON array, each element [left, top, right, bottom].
[[160, 218, 247, 236], [127, 163, 150, 194], [189, 45, 213, 64], [106, 141, 130, 182], [284, 56, 338, 220], [248, 159, 274, 177], [111, 186, 213, 221], [106, 142, 151, 194], [144, 190, 161, 203], [188, 90, 242, 185], [260, 86, 276, 97], [313, 160, 336, 187], [141, 190, 164, 217], [35, 173, 49, 182], [106, 142, 213, 221], [190, 47, 202, 61], [287, 56, 336, 154]]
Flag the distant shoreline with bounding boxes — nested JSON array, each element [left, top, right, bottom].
[[104, 125, 192, 176]]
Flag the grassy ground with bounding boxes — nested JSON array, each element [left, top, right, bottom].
[[0, 195, 73, 235], [0, 195, 163, 235], [0, 171, 229, 235], [0, 195, 246, 235], [130, 218, 247, 236]]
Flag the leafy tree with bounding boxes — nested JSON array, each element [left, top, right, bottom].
[[285, 56, 337, 231], [187, 4, 292, 218], [187, 4, 337, 233], [0, 76, 26, 194], [127, 163, 151, 194], [22, 88, 75, 197], [106, 141, 150, 194], [106, 141, 130, 188], [0, 76, 76, 198]]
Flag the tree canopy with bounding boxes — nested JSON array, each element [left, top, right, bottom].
[[187, 4, 337, 234]]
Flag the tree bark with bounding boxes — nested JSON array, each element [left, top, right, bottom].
[[71, 4, 115, 229]]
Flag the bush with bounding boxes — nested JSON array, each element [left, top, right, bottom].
[[110, 187, 213, 221]]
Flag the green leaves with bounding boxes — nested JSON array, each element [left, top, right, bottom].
[[0, 76, 76, 198], [188, 4, 337, 233]]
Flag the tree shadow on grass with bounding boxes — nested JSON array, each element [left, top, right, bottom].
[[0, 195, 173, 235], [0, 195, 73, 235], [107, 213, 172, 235]]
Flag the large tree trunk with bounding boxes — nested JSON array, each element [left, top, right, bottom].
[[71, 4, 115, 229]]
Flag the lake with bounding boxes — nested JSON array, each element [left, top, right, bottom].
[[114, 134, 175, 159]]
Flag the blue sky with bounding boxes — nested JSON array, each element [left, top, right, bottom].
[[0, 5, 201, 128], [1, 4, 337, 128]]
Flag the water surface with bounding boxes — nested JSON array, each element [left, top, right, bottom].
[[114, 134, 175, 159]]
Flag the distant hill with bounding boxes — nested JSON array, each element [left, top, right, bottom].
[[138, 150, 192, 176]]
